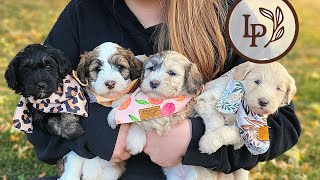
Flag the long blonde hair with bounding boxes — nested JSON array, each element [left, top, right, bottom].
[[155, 0, 229, 83]]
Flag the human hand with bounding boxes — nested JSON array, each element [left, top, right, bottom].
[[110, 124, 131, 163], [143, 119, 191, 167]]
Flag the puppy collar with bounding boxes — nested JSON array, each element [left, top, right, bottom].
[[90, 79, 140, 107], [12, 75, 88, 133], [72, 70, 140, 107], [215, 69, 270, 155], [72, 70, 89, 87], [115, 87, 193, 124]]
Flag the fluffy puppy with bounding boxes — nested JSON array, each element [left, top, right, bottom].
[[5, 44, 83, 139], [188, 62, 296, 180], [108, 51, 203, 179], [58, 42, 143, 180], [76, 42, 142, 100], [137, 51, 202, 133]]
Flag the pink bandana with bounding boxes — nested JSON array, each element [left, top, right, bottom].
[[13, 75, 88, 133], [115, 88, 192, 124]]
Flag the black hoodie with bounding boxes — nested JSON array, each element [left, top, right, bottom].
[[26, 0, 301, 179]]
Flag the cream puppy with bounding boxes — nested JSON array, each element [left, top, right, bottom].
[[187, 61, 296, 180], [108, 51, 203, 179], [58, 42, 142, 180]]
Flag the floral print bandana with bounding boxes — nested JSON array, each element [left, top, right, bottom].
[[13, 75, 88, 133], [216, 69, 270, 155], [115, 88, 193, 124], [236, 100, 270, 155]]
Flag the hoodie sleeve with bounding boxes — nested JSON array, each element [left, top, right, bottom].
[[27, 103, 119, 164]]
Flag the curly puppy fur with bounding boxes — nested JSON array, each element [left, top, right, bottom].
[[76, 42, 142, 99], [5, 44, 83, 139], [114, 51, 203, 179], [136, 51, 203, 133], [58, 42, 142, 180], [187, 62, 296, 180]]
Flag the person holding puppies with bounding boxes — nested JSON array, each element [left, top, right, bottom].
[[26, 0, 301, 179]]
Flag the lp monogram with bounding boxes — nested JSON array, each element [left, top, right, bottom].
[[243, 14, 266, 47], [226, 0, 298, 63], [243, 7, 285, 48]]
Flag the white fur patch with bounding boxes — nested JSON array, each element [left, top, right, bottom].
[[91, 42, 132, 99]]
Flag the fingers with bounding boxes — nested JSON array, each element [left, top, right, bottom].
[[110, 151, 131, 163], [110, 124, 132, 163]]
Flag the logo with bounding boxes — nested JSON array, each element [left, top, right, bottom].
[[226, 0, 299, 63]]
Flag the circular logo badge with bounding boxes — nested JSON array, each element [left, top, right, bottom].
[[226, 0, 299, 63]]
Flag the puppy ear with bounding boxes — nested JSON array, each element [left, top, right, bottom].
[[116, 47, 143, 80], [128, 55, 143, 80], [185, 63, 203, 95], [5, 62, 17, 90], [284, 76, 297, 104], [77, 51, 97, 85], [5, 52, 22, 93], [234, 62, 253, 80], [47, 46, 71, 77]]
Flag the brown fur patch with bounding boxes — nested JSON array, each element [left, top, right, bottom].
[[77, 50, 99, 85], [184, 63, 203, 95], [56, 157, 66, 177], [109, 47, 143, 80]]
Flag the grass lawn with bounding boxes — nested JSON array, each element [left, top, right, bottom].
[[0, 0, 319, 179]]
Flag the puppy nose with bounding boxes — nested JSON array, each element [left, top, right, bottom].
[[105, 80, 116, 89], [258, 98, 269, 107], [37, 82, 47, 90], [150, 80, 160, 89]]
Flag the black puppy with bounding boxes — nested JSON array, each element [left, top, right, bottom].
[[5, 44, 84, 139]]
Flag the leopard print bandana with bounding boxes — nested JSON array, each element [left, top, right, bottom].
[[13, 75, 88, 133]]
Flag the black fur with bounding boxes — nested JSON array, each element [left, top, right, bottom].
[[5, 44, 83, 139]]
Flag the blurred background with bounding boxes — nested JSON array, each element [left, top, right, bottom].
[[0, 0, 319, 179]]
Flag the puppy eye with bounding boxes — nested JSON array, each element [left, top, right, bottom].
[[117, 65, 123, 69], [167, 70, 176, 76], [148, 67, 155, 71], [96, 67, 101, 72], [254, 80, 261, 85], [46, 65, 51, 68], [276, 87, 284, 91], [25, 67, 31, 71]]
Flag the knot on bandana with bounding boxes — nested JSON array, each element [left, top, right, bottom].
[[72, 70, 140, 107], [13, 75, 88, 133], [216, 69, 270, 155], [115, 88, 193, 124]]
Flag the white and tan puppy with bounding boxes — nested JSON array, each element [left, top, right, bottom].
[[187, 61, 296, 180], [58, 42, 143, 180], [108, 51, 203, 179]]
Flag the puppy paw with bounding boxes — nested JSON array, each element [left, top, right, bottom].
[[112, 94, 131, 108], [126, 124, 146, 155], [54, 114, 84, 139], [199, 134, 222, 154], [62, 122, 84, 140], [108, 109, 117, 129]]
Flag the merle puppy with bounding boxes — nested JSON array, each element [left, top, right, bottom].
[[5, 44, 84, 139]]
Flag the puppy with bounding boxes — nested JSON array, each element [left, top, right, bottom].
[[58, 42, 143, 180], [187, 61, 297, 180], [5, 44, 84, 139], [108, 51, 203, 179]]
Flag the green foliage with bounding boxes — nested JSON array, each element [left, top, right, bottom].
[[0, 0, 319, 179]]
